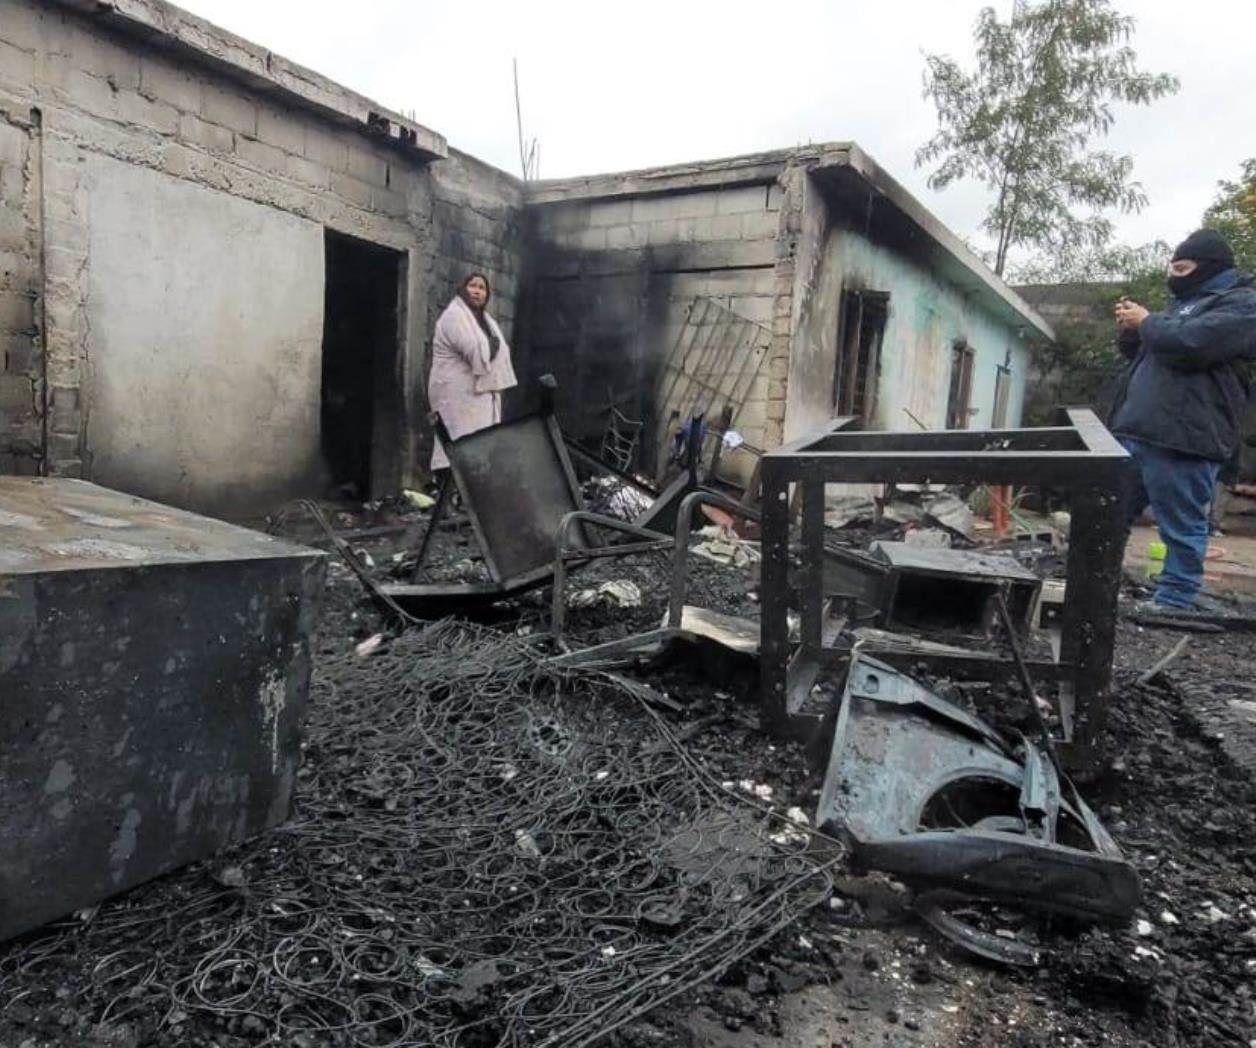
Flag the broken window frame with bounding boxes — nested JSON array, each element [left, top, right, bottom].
[[832, 289, 887, 423], [946, 340, 975, 429]]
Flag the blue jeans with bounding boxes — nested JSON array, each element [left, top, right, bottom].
[[1121, 438, 1220, 609]]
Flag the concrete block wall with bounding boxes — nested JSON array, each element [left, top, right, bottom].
[[0, 105, 42, 475], [0, 0, 439, 492], [429, 148, 524, 340], [521, 181, 780, 478]]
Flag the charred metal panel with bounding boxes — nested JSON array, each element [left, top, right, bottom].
[[0, 478, 324, 942], [816, 655, 1139, 961]]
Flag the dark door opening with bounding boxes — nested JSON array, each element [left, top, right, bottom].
[[946, 340, 975, 429], [320, 230, 404, 500], [833, 289, 888, 422]]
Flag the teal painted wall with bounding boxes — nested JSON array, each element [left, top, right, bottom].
[[786, 209, 1034, 442]]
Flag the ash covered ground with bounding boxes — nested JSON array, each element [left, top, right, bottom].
[[0, 498, 1252, 1048]]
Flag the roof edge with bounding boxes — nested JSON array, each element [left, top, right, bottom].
[[46, 0, 447, 161], [825, 145, 1055, 342], [524, 145, 840, 204]]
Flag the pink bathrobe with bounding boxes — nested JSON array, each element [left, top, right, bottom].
[[427, 295, 518, 470]]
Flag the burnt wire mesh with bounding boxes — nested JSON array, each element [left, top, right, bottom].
[[0, 620, 834, 1047]]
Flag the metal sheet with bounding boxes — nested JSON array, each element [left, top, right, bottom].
[[0, 478, 324, 942], [815, 655, 1140, 938], [444, 414, 586, 586]]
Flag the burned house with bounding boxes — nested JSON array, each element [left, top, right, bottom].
[[0, 0, 525, 513], [520, 148, 1054, 484], [0, 0, 1055, 515]]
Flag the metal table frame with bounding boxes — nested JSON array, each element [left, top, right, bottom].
[[759, 408, 1129, 765]]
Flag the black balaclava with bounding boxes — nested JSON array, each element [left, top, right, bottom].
[[1168, 228, 1236, 299]]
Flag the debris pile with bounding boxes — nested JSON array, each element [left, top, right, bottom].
[[0, 621, 837, 1047]]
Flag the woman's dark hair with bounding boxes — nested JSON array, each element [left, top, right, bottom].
[[460, 272, 491, 306], [458, 272, 500, 359]]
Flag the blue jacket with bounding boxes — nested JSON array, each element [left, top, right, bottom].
[[1109, 270, 1256, 462]]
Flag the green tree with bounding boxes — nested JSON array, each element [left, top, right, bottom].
[[918, 0, 1178, 277], [1203, 158, 1256, 273], [1018, 242, 1168, 424]]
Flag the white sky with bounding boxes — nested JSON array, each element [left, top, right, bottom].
[[177, 0, 1253, 266]]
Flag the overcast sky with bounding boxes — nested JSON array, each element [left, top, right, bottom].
[[178, 0, 1252, 268]]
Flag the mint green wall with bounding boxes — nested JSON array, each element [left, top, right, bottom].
[[786, 210, 1034, 441]]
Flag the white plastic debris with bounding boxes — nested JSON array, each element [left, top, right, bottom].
[[514, 829, 541, 858], [722, 429, 745, 450], [354, 633, 384, 658], [600, 946, 616, 959], [737, 780, 773, 801], [569, 579, 643, 609], [403, 489, 436, 510], [414, 955, 446, 977], [1132, 945, 1162, 962], [769, 807, 812, 846], [1135, 919, 1154, 937], [1159, 911, 1179, 926]]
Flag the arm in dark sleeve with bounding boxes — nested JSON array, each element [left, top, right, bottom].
[[1139, 302, 1256, 371], [1117, 326, 1141, 361]]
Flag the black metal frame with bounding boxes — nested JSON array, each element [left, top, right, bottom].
[[384, 378, 591, 611], [549, 490, 761, 667], [759, 409, 1129, 765]]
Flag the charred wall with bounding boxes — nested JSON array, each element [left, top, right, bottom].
[[518, 184, 782, 475]]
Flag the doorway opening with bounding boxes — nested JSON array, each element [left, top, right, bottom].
[[320, 230, 405, 500]]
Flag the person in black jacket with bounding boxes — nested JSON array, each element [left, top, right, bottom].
[[1110, 228, 1256, 611]]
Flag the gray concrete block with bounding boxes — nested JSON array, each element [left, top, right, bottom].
[[740, 210, 780, 241], [0, 40, 35, 91], [201, 83, 257, 136], [303, 126, 348, 172], [118, 89, 179, 136], [235, 135, 287, 175], [177, 113, 233, 154], [48, 384, 78, 432], [606, 223, 647, 250], [64, 29, 140, 92], [256, 105, 306, 156], [331, 171, 372, 208], [347, 146, 389, 188], [371, 185, 409, 217], [648, 219, 679, 246], [717, 185, 771, 215], [631, 192, 718, 223], [0, 2, 43, 53], [285, 153, 330, 190], [43, 246, 86, 285], [63, 68, 121, 120], [586, 199, 632, 227], [711, 214, 743, 240], [43, 217, 87, 256], [3, 339, 35, 375], [138, 58, 204, 115], [0, 373, 32, 411]]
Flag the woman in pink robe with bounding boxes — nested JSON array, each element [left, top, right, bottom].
[[427, 273, 518, 472]]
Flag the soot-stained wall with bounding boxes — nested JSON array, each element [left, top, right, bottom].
[[519, 183, 782, 477], [789, 178, 1033, 442]]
